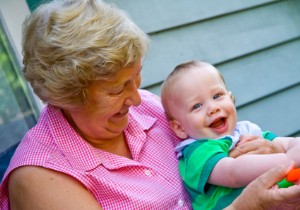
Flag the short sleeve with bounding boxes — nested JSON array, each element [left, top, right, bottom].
[[262, 131, 278, 141], [179, 138, 232, 196]]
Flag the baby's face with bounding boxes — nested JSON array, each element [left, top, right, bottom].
[[168, 65, 237, 140]]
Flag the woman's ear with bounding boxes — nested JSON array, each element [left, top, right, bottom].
[[170, 119, 188, 139], [228, 91, 235, 104]]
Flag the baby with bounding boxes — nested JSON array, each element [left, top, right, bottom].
[[161, 60, 300, 209]]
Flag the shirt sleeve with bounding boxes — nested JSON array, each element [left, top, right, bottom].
[[262, 131, 278, 141], [179, 138, 232, 196]]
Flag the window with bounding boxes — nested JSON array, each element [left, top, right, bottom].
[[0, 18, 39, 180]]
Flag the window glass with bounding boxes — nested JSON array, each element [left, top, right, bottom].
[[26, 0, 52, 12], [0, 18, 39, 179]]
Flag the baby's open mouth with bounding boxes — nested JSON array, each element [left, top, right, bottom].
[[209, 117, 226, 128]]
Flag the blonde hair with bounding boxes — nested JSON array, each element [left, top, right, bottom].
[[161, 60, 226, 120], [23, 0, 150, 109]]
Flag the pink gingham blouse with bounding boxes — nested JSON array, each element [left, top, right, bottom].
[[0, 89, 191, 209]]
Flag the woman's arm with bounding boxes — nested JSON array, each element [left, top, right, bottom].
[[225, 164, 300, 210], [9, 166, 102, 210], [209, 137, 300, 188]]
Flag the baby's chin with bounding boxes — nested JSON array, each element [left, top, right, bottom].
[[198, 131, 234, 140]]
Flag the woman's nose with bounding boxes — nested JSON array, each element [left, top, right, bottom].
[[124, 85, 141, 107]]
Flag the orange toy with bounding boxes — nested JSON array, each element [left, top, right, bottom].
[[277, 168, 300, 188], [286, 168, 300, 182]]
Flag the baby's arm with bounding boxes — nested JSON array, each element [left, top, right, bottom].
[[208, 137, 300, 188], [274, 137, 300, 165]]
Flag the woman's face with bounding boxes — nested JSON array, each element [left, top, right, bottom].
[[64, 60, 142, 144]]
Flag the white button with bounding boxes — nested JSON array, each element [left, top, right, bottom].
[[178, 199, 184, 207], [144, 169, 151, 176]]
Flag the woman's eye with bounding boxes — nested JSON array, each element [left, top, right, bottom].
[[193, 103, 202, 110], [213, 94, 221, 100], [111, 88, 123, 95]]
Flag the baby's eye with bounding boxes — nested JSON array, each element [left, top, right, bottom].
[[213, 94, 221, 100], [193, 103, 203, 110]]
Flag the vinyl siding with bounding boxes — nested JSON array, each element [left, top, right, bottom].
[[106, 0, 300, 137], [25, 0, 300, 136]]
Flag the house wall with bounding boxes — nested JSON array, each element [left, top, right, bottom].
[[106, 0, 300, 137], [1, 0, 299, 182], [3, 0, 300, 138]]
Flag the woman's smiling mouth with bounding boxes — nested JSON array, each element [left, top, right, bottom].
[[114, 109, 129, 118]]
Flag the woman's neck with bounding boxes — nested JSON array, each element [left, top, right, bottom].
[[88, 134, 132, 159], [62, 109, 132, 159]]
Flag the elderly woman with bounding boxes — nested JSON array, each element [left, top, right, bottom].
[[1, 0, 300, 209]]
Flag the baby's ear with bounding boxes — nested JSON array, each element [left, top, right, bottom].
[[170, 119, 188, 139], [228, 91, 235, 104]]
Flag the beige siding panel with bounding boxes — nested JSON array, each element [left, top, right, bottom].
[[145, 85, 161, 96], [105, 0, 300, 137], [293, 132, 300, 137], [237, 84, 300, 136], [106, 0, 275, 33], [219, 39, 300, 107], [148, 39, 300, 104], [141, 1, 300, 88]]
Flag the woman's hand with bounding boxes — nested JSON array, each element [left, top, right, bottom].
[[229, 135, 284, 158], [226, 164, 300, 210]]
